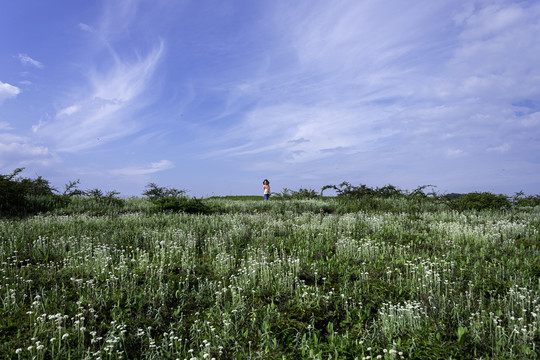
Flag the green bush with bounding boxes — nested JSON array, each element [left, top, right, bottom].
[[333, 182, 376, 199], [152, 196, 210, 214], [0, 168, 62, 217], [142, 183, 186, 200], [84, 188, 124, 207], [512, 191, 540, 207], [142, 182, 211, 214], [273, 187, 320, 200], [449, 192, 510, 211], [375, 184, 404, 198]]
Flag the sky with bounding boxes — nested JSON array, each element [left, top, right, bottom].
[[1, 0, 540, 197]]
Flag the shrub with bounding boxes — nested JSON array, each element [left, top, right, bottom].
[[332, 182, 376, 199], [0, 168, 61, 217], [375, 184, 404, 198], [449, 192, 510, 211], [512, 191, 540, 207], [273, 188, 320, 200], [84, 188, 124, 207], [142, 182, 211, 214], [152, 196, 210, 214], [142, 183, 186, 201], [406, 185, 437, 199]]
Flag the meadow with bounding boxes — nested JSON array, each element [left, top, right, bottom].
[[1, 194, 539, 359]]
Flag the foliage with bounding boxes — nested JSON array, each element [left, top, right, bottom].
[[442, 193, 462, 200], [376, 184, 404, 198], [142, 182, 186, 201], [325, 182, 440, 201], [448, 191, 511, 211], [143, 182, 211, 214], [0, 168, 61, 217], [0, 196, 539, 359], [331, 181, 377, 199], [62, 179, 85, 196], [84, 188, 124, 206], [406, 184, 437, 199], [151, 196, 211, 214], [512, 191, 540, 207], [273, 187, 320, 200]]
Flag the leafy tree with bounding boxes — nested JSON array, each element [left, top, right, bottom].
[[449, 192, 510, 211], [85, 188, 123, 207], [0, 168, 59, 217], [375, 184, 404, 198], [142, 183, 186, 201], [333, 182, 376, 199], [273, 187, 319, 200], [407, 185, 438, 200], [142, 182, 210, 214], [512, 191, 540, 207], [63, 179, 84, 196]]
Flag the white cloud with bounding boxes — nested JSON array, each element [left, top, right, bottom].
[[90, 41, 164, 103], [110, 160, 174, 176], [456, 3, 525, 40], [443, 1, 540, 101], [31, 117, 48, 133], [444, 149, 464, 158], [78, 23, 94, 32], [200, 0, 540, 189], [18, 54, 44, 69], [0, 81, 21, 104], [56, 104, 80, 117], [519, 112, 540, 128], [0, 133, 57, 168], [487, 143, 510, 153], [37, 40, 164, 152]]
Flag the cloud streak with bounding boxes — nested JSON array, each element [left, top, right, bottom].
[[110, 160, 174, 176], [0, 81, 20, 104], [202, 0, 540, 188], [0, 132, 56, 168], [2, 0, 539, 196], [36, 38, 164, 152], [18, 54, 44, 69]]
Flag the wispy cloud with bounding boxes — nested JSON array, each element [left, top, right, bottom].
[[110, 160, 174, 176], [487, 143, 511, 153], [18, 54, 44, 69], [2, 0, 539, 195], [78, 23, 94, 32], [56, 104, 80, 118], [0, 132, 57, 169], [36, 37, 164, 152], [445, 149, 465, 158], [201, 0, 540, 189], [0, 122, 12, 131], [0, 81, 20, 104], [27, 0, 166, 153]]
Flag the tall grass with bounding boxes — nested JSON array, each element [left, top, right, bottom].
[[0, 197, 539, 359]]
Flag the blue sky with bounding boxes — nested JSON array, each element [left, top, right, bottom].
[[1, 0, 540, 197]]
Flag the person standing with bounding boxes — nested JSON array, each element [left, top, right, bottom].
[[263, 179, 270, 200]]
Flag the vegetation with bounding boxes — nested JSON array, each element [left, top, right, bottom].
[[142, 182, 212, 214], [447, 192, 511, 212], [0, 168, 61, 217], [273, 188, 320, 200], [1, 170, 540, 359]]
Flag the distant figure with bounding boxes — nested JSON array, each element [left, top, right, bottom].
[[263, 179, 270, 200]]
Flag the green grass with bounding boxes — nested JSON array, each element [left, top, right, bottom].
[[1, 197, 539, 359], [208, 195, 263, 201]]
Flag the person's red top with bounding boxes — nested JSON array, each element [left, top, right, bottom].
[[263, 184, 270, 194]]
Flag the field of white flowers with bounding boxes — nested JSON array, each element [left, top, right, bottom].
[[1, 197, 539, 359]]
